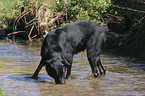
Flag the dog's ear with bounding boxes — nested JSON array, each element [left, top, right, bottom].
[[61, 55, 71, 67]]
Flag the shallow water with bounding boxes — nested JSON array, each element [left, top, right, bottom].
[[0, 40, 145, 96]]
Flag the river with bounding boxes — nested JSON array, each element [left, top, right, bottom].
[[0, 40, 145, 96]]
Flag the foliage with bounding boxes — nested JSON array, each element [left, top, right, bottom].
[[0, 0, 111, 41], [0, 0, 20, 28], [0, 0, 20, 19], [54, 0, 111, 24]]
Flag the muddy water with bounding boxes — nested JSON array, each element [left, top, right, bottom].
[[0, 41, 145, 96]]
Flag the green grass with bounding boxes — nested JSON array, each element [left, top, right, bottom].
[[0, 0, 20, 28], [0, 0, 20, 19]]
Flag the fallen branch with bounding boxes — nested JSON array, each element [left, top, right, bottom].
[[13, 11, 25, 31], [134, 16, 145, 26], [31, 34, 37, 39], [138, 16, 145, 24], [6, 37, 12, 42], [112, 4, 145, 14], [105, 13, 124, 21], [25, 20, 38, 28], [13, 11, 30, 31], [28, 25, 35, 42], [26, 11, 42, 25], [7, 31, 26, 36], [47, 11, 64, 26]]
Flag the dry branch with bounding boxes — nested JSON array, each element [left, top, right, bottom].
[[13, 11, 30, 31], [7, 31, 26, 36], [26, 11, 42, 25], [28, 25, 35, 42], [112, 4, 145, 14], [25, 20, 38, 28], [47, 11, 64, 26]]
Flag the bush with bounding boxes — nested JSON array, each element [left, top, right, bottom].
[[54, 0, 111, 24], [0, 0, 111, 41], [0, 0, 20, 29]]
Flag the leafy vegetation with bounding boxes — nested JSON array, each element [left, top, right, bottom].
[[0, 0, 20, 28], [54, 0, 111, 23], [0, 0, 111, 40]]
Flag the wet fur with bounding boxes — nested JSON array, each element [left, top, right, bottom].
[[33, 20, 107, 84]]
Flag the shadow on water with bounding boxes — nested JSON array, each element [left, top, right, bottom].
[[0, 40, 145, 96]]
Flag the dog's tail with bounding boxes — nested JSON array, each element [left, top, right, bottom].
[[106, 15, 133, 40]]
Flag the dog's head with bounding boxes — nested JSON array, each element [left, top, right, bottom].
[[45, 59, 70, 84]]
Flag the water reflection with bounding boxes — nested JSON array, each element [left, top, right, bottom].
[[0, 41, 145, 96]]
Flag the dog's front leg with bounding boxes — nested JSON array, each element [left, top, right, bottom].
[[32, 58, 44, 79], [64, 57, 73, 79], [65, 66, 72, 79]]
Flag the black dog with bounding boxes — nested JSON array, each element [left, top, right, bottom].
[[32, 20, 107, 84]]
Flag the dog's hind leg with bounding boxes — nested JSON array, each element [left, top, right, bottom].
[[87, 44, 101, 78], [32, 58, 44, 79], [87, 49, 100, 78], [96, 57, 102, 75], [96, 58, 106, 75], [86, 31, 105, 78]]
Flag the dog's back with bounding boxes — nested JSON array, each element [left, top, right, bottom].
[[41, 20, 107, 57]]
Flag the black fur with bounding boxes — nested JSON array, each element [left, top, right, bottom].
[[32, 20, 107, 84]]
